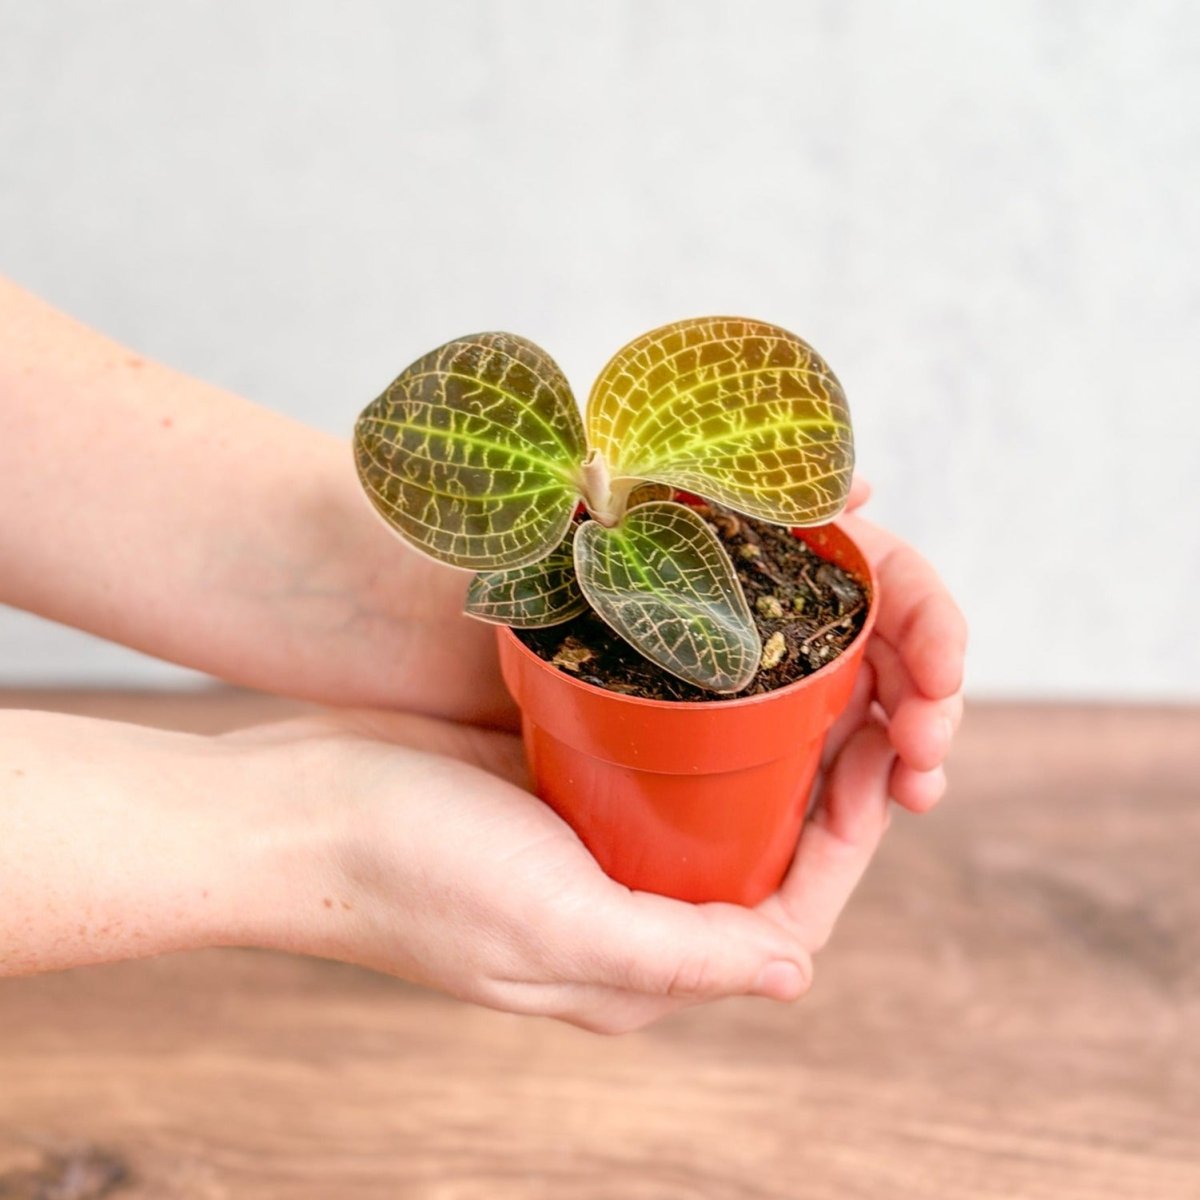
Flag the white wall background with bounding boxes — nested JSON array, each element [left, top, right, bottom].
[[0, 0, 1196, 698]]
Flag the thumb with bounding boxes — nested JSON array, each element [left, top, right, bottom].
[[576, 890, 813, 1003], [845, 474, 872, 513]]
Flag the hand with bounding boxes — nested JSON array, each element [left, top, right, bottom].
[[232, 710, 815, 1035], [264, 480, 966, 1033], [757, 480, 967, 949], [239, 484, 968, 1037]]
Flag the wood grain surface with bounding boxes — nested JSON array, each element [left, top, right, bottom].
[[0, 691, 1197, 1199]]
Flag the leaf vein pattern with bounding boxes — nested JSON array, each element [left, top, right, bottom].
[[359, 417, 573, 479], [399, 367, 581, 459], [625, 416, 850, 476]]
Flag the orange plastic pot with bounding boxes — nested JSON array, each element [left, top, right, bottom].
[[496, 520, 878, 906]]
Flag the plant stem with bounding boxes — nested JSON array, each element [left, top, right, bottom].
[[580, 450, 631, 527]]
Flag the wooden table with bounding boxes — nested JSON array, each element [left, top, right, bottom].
[[0, 692, 1196, 1199]]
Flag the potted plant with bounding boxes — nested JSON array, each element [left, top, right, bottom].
[[353, 316, 878, 905]]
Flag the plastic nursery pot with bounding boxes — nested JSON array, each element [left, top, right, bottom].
[[496, 519, 879, 907]]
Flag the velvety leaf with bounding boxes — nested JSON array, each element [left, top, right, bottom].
[[464, 526, 587, 628], [574, 501, 759, 693], [355, 333, 586, 569], [586, 317, 854, 526]]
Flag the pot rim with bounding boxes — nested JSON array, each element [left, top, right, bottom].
[[497, 517, 878, 713]]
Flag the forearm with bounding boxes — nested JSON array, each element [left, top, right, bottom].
[[0, 278, 508, 722], [0, 709, 289, 976]]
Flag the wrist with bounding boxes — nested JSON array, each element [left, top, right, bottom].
[[201, 721, 353, 961]]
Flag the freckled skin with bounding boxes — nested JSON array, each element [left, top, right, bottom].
[[0, 710, 274, 976]]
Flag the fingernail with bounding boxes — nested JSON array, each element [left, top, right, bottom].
[[753, 960, 808, 1001]]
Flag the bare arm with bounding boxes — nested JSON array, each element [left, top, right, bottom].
[[0, 707, 815, 1032], [0, 277, 511, 725], [0, 708, 274, 975]]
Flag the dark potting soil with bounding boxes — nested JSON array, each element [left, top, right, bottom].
[[516, 505, 870, 702]]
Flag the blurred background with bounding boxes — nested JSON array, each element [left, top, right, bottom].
[[1, 0, 1196, 698]]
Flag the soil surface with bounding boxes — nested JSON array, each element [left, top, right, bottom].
[[516, 504, 869, 701]]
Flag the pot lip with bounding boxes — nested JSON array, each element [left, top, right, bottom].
[[498, 517, 878, 712]]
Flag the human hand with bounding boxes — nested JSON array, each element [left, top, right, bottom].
[[229, 710, 815, 1034], [265, 481, 966, 1030], [757, 480, 967, 949], [235, 496, 966, 1035], [234, 472, 964, 1027]]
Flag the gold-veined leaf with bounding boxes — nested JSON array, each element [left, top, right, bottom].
[[574, 501, 759, 693], [464, 525, 587, 628], [355, 333, 586, 570], [626, 481, 674, 507], [586, 317, 854, 526]]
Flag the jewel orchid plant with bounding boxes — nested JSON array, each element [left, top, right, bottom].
[[353, 316, 854, 693]]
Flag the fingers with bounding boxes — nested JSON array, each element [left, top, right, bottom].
[[762, 721, 894, 953], [845, 475, 872, 513], [821, 657, 876, 769], [843, 514, 968, 700], [867, 635, 963, 776], [570, 889, 813, 1005], [480, 893, 813, 1034], [889, 760, 947, 813]]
